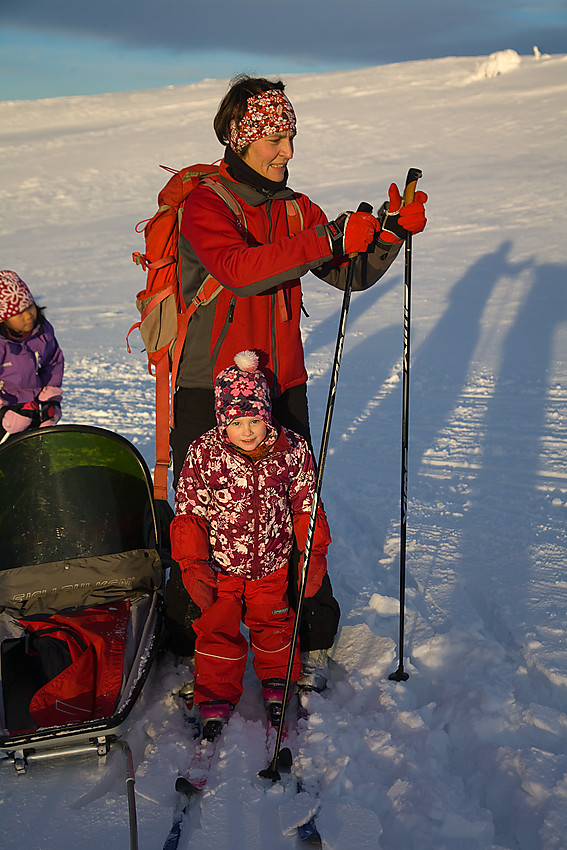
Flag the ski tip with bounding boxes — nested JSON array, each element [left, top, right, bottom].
[[175, 776, 200, 797], [297, 819, 323, 846], [301, 835, 323, 848]]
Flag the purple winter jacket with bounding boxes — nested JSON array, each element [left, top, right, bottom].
[[0, 318, 64, 407]]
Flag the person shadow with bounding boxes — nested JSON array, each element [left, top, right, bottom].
[[305, 241, 560, 657], [456, 255, 567, 706]]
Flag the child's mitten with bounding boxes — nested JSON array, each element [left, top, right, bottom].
[[1, 399, 40, 433], [39, 386, 62, 427], [179, 559, 217, 612]]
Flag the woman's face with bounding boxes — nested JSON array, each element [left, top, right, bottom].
[[4, 304, 37, 335], [242, 131, 294, 182]]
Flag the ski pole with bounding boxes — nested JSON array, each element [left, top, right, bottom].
[[260, 202, 373, 782], [119, 739, 139, 850], [389, 167, 422, 683]]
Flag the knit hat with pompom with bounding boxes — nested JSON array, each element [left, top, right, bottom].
[[0, 271, 34, 322], [214, 350, 272, 429]]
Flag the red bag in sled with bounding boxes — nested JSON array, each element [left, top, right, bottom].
[[19, 601, 130, 729]]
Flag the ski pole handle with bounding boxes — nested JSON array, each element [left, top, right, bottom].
[[403, 167, 422, 205], [347, 201, 373, 258]]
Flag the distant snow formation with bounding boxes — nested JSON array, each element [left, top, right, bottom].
[[470, 49, 522, 81]]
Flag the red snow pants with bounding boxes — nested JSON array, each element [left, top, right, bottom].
[[193, 566, 301, 706]]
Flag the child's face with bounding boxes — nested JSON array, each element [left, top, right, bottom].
[[226, 416, 268, 451], [4, 304, 37, 335]]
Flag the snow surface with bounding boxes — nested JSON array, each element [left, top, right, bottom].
[[1, 48, 566, 849]]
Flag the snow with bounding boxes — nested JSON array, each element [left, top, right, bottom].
[[1, 47, 567, 849]]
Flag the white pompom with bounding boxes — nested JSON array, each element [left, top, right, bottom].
[[234, 350, 258, 373]]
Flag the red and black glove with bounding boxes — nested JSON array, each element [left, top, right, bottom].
[[38, 386, 62, 427], [178, 559, 217, 612], [379, 183, 428, 243], [324, 210, 377, 257], [1, 399, 40, 434]]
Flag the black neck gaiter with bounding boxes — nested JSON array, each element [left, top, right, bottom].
[[224, 145, 289, 197]]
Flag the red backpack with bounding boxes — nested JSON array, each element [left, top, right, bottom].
[[128, 164, 305, 501], [127, 164, 247, 501]]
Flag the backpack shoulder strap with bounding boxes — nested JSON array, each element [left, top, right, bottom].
[[275, 198, 305, 322], [285, 198, 304, 235], [169, 273, 223, 424], [200, 176, 248, 232]]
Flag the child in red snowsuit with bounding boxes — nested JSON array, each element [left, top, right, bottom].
[[170, 350, 331, 740]]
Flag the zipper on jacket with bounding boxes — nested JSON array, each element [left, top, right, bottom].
[[263, 199, 280, 392], [251, 463, 260, 574], [270, 291, 278, 390], [231, 447, 261, 577], [265, 198, 274, 242], [211, 296, 237, 369]]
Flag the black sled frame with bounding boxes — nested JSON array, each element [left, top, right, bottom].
[[0, 425, 167, 848]]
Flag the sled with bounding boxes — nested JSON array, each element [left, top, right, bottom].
[[0, 425, 166, 845]]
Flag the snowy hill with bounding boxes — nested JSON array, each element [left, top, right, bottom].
[[1, 50, 566, 849]]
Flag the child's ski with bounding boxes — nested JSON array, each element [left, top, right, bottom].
[[294, 693, 323, 846], [164, 694, 284, 850], [261, 691, 323, 845], [295, 778, 323, 847], [297, 819, 323, 846], [162, 799, 191, 850], [162, 734, 220, 850]]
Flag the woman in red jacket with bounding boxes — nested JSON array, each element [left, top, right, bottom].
[[166, 75, 428, 689]]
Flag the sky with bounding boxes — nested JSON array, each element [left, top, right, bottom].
[[1, 0, 566, 101]]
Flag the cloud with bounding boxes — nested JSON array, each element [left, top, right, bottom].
[[2, 0, 566, 66]]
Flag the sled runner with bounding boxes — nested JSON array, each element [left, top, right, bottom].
[[0, 425, 165, 772]]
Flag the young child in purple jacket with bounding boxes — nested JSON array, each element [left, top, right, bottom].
[[0, 270, 64, 443]]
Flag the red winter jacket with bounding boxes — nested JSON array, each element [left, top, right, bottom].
[[177, 160, 401, 395], [171, 425, 331, 582]]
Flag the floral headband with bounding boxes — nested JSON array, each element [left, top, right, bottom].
[[229, 90, 296, 154]]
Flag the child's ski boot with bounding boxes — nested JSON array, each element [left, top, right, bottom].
[[199, 700, 232, 742], [298, 649, 329, 694], [179, 678, 200, 740], [262, 678, 288, 728]]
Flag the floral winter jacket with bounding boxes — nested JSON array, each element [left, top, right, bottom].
[[172, 424, 331, 581], [0, 318, 64, 408], [177, 160, 402, 395]]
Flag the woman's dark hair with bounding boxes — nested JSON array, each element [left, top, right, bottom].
[[214, 75, 286, 147], [0, 304, 45, 339]]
